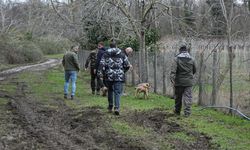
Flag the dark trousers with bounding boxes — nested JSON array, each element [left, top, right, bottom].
[[90, 68, 103, 92], [106, 81, 123, 111], [174, 86, 192, 115]]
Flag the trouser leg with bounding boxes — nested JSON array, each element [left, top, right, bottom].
[[64, 71, 70, 95], [96, 77, 104, 92], [113, 82, 123, 111], [174, 86, 184, 115], [183, 86, 192, 116], [106, 81, 114, 110], [70, 71, 77, 96], [90, 69, 96, 93]]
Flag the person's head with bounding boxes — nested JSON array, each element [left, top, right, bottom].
[[125, 47, 133, 56], [109, 41, 116, 48], [179, 42, 188, 52], [71, 45, 79, 53], [98, 42, 104, 49]]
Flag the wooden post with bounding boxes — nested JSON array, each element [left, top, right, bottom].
[[153, 49, 157, 93]]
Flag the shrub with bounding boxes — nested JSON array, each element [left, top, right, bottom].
[[6, 40, 43, 64], [35, 35, 72, 55]]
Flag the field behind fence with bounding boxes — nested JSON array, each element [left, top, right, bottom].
[[79, 40, 250, 115]]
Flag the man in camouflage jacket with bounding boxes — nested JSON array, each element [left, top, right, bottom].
[[85, 50, 99, 95], [97, 42, 131, 115]]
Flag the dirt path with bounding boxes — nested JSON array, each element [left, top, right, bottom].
[[0, 59, 61, 81], [0, 61, 217, 150], [0, 81, 148, 150]]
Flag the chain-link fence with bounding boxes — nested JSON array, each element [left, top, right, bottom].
[[78, 42, 250, 115]]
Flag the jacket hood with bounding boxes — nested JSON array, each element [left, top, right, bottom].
[[107, 48, 121, 56], [177, 51, 191, 59]]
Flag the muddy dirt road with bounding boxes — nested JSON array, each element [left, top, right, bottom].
[[0, 59, 61, 81]]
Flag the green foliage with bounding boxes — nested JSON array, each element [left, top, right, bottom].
[[35, 35, 72, 55], [145, 29, 160, 46], [6, 40, 43, 64], [119, 36, 139, 51], [85, 22, 109, 50]]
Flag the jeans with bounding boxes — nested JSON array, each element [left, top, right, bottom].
[[106, 81, 123, 111], [64, 71, 77, 96]]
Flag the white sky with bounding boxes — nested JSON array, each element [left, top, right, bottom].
[[2, 0, 245, 4]]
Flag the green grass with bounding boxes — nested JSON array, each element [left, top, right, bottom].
[[111, 120, 150, 137], [7, 67, 250, 150], [0, 63, 18, 71], [45, 53, 64, 59], [0, 98, 9, 106], [169, 132, 196, 143]]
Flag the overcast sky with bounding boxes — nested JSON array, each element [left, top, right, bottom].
[[2, 0, 245, 4]]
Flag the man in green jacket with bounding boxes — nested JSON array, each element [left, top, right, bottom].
[[170, 43, 196, 117], [62, 45, 80, 100]]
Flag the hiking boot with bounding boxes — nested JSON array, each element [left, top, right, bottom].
[[114, 109, 119, 116], [64, 94, 67, 99], [71, 95, 74, 100], [173, 110, 180, 116]]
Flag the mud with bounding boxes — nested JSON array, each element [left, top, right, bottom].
[[0, 82, 147, 150], [124, 109, 182, 134], [123, 109, 218, 150]]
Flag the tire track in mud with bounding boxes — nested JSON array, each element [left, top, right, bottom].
[[1, 81, 148, 150], [8, 82, 84, 150]]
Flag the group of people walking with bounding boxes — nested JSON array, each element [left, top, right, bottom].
[[62, 41, 196, 117], [62, 41, 133, 115]]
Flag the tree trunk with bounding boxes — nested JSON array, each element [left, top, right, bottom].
[[138, 45, 142, 83], [162, 51, 166, 95], [229, 46, 233, 114], [248, 0, 250, 11], [131, 53, 136, 86], [139, 29, 146, 82], [145, 47, 149, 82], [198, 52, 205, 106], [211, 50, 218, 106]]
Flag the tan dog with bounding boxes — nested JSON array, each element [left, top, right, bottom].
[[135, 83, 150, 99], [101, 86, 108, 96]]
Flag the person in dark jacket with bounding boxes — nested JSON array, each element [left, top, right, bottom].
[[97, 42, 131, 115], [170, 43, 196, 117], [85, 50, 98, 95], [95, 42, 106, 89], [62, 45, 80, 100]]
